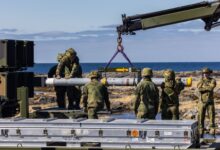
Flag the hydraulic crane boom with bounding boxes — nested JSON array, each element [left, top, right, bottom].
[[117, 0, 220, 34]]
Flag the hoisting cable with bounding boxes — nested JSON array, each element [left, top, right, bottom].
[[105, 32, 134, 70]]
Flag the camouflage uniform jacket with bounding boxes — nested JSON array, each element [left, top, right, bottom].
[[197, 78, 216, 103], [161, 79, 184, 107], [56, 56, 82, 78], [134, 78, 159, 114], [82, 79, 110, 110]]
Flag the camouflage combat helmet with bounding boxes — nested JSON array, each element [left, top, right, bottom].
[[141, 68, 153, 77], [89, 71, 101, 79], [57, 53, 63, 62], [202, 67, 213, 74], [66, 48, 77, 56], [163, 69, 175, 79]]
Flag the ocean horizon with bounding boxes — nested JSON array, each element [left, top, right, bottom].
[[26, 62, 220, 74]]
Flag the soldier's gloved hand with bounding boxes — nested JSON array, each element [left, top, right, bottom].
[[56, 75, 61, 79], [65, 75, 71, 79]]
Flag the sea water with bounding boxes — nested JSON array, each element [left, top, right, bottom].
[[27, 62, 220, 74]]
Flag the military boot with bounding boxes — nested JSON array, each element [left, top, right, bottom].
[[199, 128, 204, 138], [209, 128, 216, 135], [73, 99, 81, 110], [67, 100, 74, 110]]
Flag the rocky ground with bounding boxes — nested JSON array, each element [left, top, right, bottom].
[[31, 70, 220, 127]]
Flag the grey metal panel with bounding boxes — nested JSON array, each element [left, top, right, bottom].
[[0, 119, 81, 128], [146, 129, 192, 138], [79, 137, 192, 144], [102, 129, 128, 137], [0, 137, 192, 147], [0, 119, 197, 129], [143, 120, 198, 129], [99, 143, 190, 149], [0, 128, 77, 137], [0, 128, 194, 138], [146, 120, 196, 125], [80, 119, 197, 129], [80, 119, 148, 128], [0, 118, 198, 149]]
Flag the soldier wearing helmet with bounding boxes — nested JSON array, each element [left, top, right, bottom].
[[160, 69, 184, 120], [56, 48, 82, 109], [56, 48, 78, 79], [56, 53, 63, 62], [197, 68, 216, 137], [134, 68, 159, 119], [82, 71, 110, 119]]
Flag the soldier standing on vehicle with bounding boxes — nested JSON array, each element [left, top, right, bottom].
[[160, 69, 184, 120], [56, 48, 82, 109], [48, 53, 66, 108], [197, 68, 216, 136], [134, 68, 159, 119], [82, 71, 111, 119]]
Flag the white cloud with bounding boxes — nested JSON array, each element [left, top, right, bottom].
[[106, 33, 116, 36], [33, 36, 80, 41], [178, 28, 204, 33], [80, 34, 99, 38], [178, 28, 220, 33], [3, 22, 220, 42], [0, 25, 117, 41]]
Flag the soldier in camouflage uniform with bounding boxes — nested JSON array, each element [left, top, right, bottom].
[[160, 69, 185, 120], [56, 48, 82, 109], [197, 68, 216, 136], [134, 68, 159, 119], [82, 71, 111, 119], [48, 53, 66, 108], [64, 53, 82, 110]]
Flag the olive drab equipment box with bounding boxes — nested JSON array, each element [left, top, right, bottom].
[[0, 40, 16, 69], [0, 40, 34, 70], [0, 72, 34, 99], [0, 72, 17, 99], [16, 40, 34, 68], [16, 72, 34, 98], [0, 39, 34, 117], [0, 72, 34, 117]]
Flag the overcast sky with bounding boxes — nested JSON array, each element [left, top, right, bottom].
[[0, 0, 219, 63]]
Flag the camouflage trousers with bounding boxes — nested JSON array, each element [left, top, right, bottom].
[[66, 86, 81, 110], [88, 107, 100, 119], [55, 86, 66, 108], [161, 105, 179, 120], [198, 101, 215, 134], [137, 108, 156, 119]]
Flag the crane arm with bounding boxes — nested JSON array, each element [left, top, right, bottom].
[[117, 0, 220, 34]]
